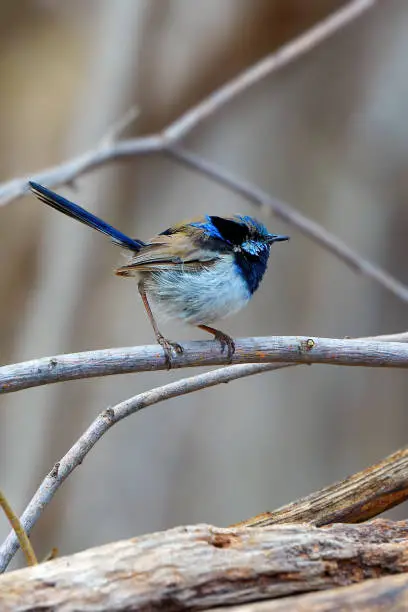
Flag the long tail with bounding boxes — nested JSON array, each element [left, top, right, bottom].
[[29, 182, 145, 251]]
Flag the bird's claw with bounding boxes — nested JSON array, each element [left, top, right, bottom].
[[157, 334, 183, 369], [213, 331, 235, 362]]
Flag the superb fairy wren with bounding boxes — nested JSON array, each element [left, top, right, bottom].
[[29, 182, 289, 365]]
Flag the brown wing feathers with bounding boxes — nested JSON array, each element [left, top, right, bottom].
[[115, 232, 217, 276]]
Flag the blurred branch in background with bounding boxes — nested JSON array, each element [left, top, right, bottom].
[[2, 0, 402, 310], [168, 146, 408, 302], [0, 0, 376, 206]]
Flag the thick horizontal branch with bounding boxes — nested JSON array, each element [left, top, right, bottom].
[[0, 520, 406, 611], [2, 356, 408, 571], [210, 574, 408, 612], [1, 335, 408, 394], [235, 446, 408, 528]]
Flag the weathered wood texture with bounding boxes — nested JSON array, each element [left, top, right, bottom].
[[0, 521, 407, 611], [237, 446, 408, 527], [209, 573, 408, 611], [2, 336, 408, 394]]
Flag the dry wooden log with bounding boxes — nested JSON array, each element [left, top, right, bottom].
[[236, 446, 408, 527], [0, 520, 407, 611], [209, 573, 408, 611]]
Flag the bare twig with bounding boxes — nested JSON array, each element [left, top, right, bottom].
[[14, 144, 408, 308], [0, 361, 289, 571], [0, 135, 163, 205], [168, 146, 408, 303], [1, 1, 402, 304], [0, 0, 375, 206], [98, 105, 140, 149], [0, 520, 407, 609], [163, 0, 376, 141], [1, 335, 408, 394], [0, 491, 37, 567], [234, 446, 408, 528]]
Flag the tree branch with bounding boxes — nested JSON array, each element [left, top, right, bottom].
[[168, 146, 408, 303], [2, 348, 408, 571], [1, 335, 408, 395], [0, 361, 289, 571], [0, 0, 375, 206], [163, 0, 376, 142], [2, 1, 404, 305], [210, 574, 408, 612], [0, 520, 407, 610], [0, 491, 38, 567], [235, 445, 408, 528]]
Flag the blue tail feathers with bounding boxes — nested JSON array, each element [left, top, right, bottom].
[[29, 182, 144, 251]]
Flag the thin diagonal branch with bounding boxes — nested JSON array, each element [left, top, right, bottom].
[[0, 361, 287, 572], [1, 334, 408, 569], [0, 1, 402, 304], [2, 335, 408, 394], [1, 334, 407, 569], [164, 0, 376, 141], [0, 0, 375, 206], [234, 446, 408, 528], [168, 146, 408, 303], [3, 350, 408, 571], [0, 135, 163, 205], [98, 105, 140, 148], [0, 491, 38, 567]]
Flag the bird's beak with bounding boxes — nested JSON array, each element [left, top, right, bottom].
[[268, 234, 290, 243]]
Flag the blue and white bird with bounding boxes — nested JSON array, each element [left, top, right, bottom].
[[29, 182, 289, 365]]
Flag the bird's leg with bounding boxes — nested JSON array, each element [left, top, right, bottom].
[[138, 281, 183, 368], [197, 324, 235, 362]]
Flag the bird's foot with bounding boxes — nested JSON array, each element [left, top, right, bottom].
[[212, 330, 235, 362], [156, 334, 183, 369]]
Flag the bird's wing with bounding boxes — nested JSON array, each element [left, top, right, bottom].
[[115, 232, 217, 276]]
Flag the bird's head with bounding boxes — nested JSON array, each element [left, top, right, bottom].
[[191, 214, 289, 256]]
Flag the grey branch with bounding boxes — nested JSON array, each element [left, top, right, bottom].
[[0, 361, 289, 571], [168, 146, 408, 303], [1, 332, 408, 569], [0, 0, 375, 206], [1, 334, 408, 394], [0, 1, 402, 304], [163, 0, 376, 141], [0, 2, 399, 307], [210, 574, 408, 612], [0, 520, 407, 610]]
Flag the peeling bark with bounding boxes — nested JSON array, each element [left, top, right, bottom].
[[0, 520, 407, 611]]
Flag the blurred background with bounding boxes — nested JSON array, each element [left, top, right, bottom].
[[1, 0, 407, 567]]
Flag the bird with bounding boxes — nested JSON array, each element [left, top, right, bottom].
[[29, 181, 289, 366]]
